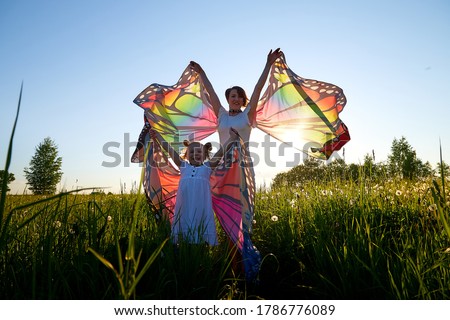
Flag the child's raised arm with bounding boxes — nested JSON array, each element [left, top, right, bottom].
[[209, 128, 239, 170], [150, 129, 182, 168]]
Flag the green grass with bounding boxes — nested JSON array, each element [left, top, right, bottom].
[[2, 86, 449, 299], [1, 175, 449, 299]]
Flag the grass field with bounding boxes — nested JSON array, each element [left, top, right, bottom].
[[1, 174, 449, 300]]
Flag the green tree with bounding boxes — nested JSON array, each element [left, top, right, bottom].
[[387, 136, 430, 180], [436, 161, 450, 178], [24, 137, 63, 194], [0, 170, 15, 192]]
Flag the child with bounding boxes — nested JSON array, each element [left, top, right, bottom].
[[150, 128, 239, 245]]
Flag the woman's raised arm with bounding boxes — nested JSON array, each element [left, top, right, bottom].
[[247, 48, 283, 124]]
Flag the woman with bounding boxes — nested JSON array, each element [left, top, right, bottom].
[[189, 48, 282, 148], [189, 49, 283, 278]]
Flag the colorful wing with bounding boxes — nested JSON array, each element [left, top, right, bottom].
[[256, 55, 350, 160], [211, 140, 260, 281], [133, 65, 218, 150], [131, 115, 151, 164], [145, 138, 180, 222], [131, 118, 180, 221]]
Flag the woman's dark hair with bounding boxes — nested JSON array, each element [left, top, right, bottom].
[[225, 86, 248, 107]]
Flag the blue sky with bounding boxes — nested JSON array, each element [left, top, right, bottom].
[[1, 0, 449, 194]]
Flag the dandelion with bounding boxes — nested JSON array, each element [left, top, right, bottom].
[[54, 221, 61, 229], [428, 204, 437, 212], [271, 215, 279, 222], [69, 228, 75, 234], [107, 215, 112, 222], [395, 190, 402, 196], [252, 219, 256, 225], [290, 199, 296, 207]]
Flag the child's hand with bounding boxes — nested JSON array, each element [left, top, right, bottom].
[[229, 127, 239, 140], [149, 129, 156, 140]]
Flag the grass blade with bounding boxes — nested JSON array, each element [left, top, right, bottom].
[[0, 83, 23, 232]]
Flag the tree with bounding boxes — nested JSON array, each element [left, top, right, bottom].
[[24, 137, 63, 194], [436, 161, 450, 179], [387, 136, 430, 180], [0, 170, 15, 193]]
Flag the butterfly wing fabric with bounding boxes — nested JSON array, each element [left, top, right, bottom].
[[211, 140, 259, 281], [131, 118, 180, 221], [256, 56, 350, 160], [131, 56, 350, 281], [133, 65, 218, 149], [132, 68, 260, 280]]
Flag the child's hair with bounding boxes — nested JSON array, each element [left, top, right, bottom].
[[182, 140, 212, 160]]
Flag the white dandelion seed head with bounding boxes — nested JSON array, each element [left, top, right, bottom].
[[271, 215, 279, 222]]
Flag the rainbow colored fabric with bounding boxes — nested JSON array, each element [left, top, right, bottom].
[[132, 56, 350, 281], [256, 56, 349, 159]]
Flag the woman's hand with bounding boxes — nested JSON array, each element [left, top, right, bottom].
[[189, 61, 203, 74], [266, 48, 283, 66]]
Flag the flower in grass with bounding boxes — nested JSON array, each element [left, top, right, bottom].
[[271, 215, 279, 222], [252, 219, 257, 225], [428, 204, 437, 212], [53, 221, 61, 229], [290, 199, 296, 207], [107, 215, 112, 222], [395, 190, 402, 196]]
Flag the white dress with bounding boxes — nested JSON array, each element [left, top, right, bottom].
[[172, 161, 218, 245]]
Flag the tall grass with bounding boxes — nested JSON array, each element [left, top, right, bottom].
[[253, 175, 450, 299], [1, 176, 449, 299], [1, 87, 449, 299]]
